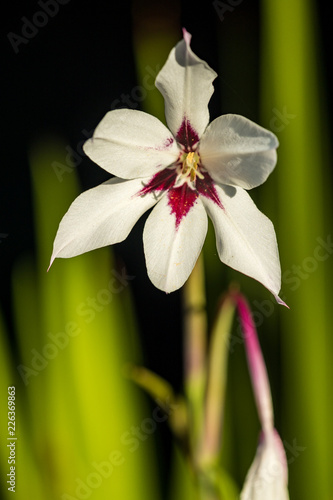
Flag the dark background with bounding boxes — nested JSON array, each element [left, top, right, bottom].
[[1, 0, 332, 495], [1, 0, 261, 380], [2, 0, 331, 381]]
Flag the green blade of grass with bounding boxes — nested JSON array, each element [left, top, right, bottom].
[[9, 138, 161, 499], [261, 1, 333, 498]]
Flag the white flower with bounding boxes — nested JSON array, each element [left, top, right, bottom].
[[237, 294, 290, 499], [50, 29, 282, 300], [241, 430, 289, 500]]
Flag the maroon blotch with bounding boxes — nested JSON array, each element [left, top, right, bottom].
[[168, 184, 198, 229], [138, 167, 177, 197], [176, 118, 199, 150], [196, 171, 223, 209]]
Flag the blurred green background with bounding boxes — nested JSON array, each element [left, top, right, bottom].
[[1, 0, 332, 498]]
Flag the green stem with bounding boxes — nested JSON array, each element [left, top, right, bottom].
[[199, 294, 236, 466], [183, 253, 207, 463]]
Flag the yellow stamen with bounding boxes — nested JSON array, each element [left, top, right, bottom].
[[186, 152, 196, 169], [181, 151, 203, 182]]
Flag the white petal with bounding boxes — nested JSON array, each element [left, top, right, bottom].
[[50, 177, 157, 265], [155, 29, 217, 145], [200, 114, 279, 189], [143, 193, 208, 293], [241, 431, 289, 500], [83, 109, 179, 179], [201, 185, 282, 300]]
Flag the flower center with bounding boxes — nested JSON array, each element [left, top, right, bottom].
[[180, 151, 203, 182]]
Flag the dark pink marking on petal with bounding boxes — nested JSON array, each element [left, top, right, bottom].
[[176, 118, 199, 150], [196, 171, 224, 209], [145, 137, 174, 151], [164, 137, 174, 148], [168, 184, 198, 229], [138, 167, 178, 197]]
